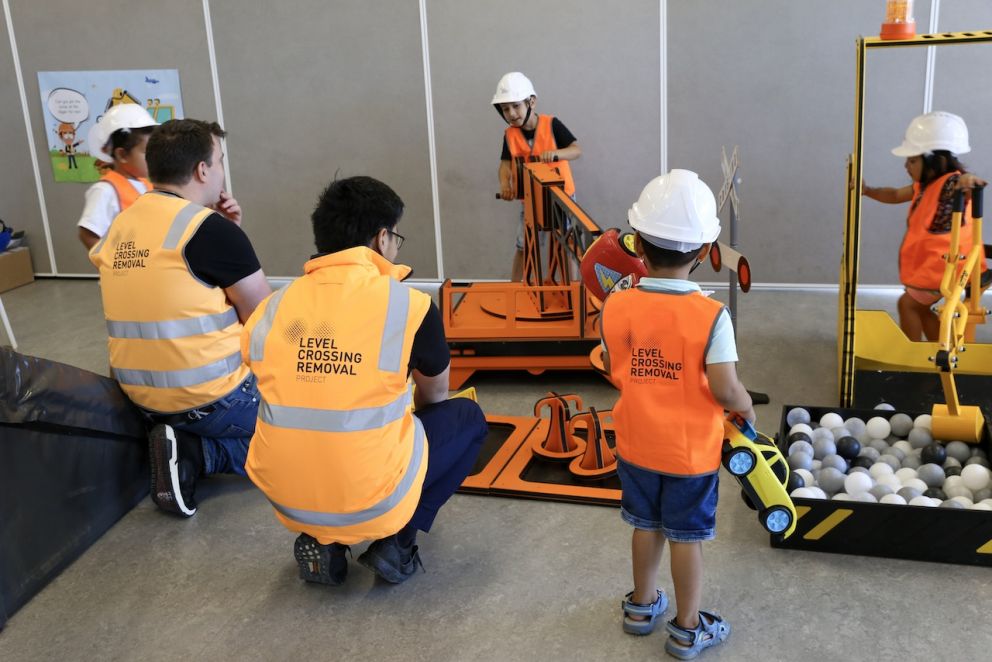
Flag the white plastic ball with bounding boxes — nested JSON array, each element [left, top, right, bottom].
[[970, 502, 992, 511], [786, 407, 812, 427], [853, 492, 878, 503], [902, 478, 929, 493], [880, 493, 907, 505], [843, 417, 867, 437], [961, 465, 991, 492], [844, 472, 873, 496], [913, 414, 932, 431], [950, 495, 974, 508], [944, 475, 964, 490], [789, 423, 814, 438], [944, 484, 974, 501], [794, 469, 815, 487], [909, 495, 937, 507], [819, 412, 844, 429], [874, 403, 896, 411], [865, 417, 892, 440], [788, 440, 814, 457], [892, 440, 914, 456], [876, 474, 902, 491], [832, 493, 853, 501], [895, 468, 918, 483], [868, 463, 894, 478]]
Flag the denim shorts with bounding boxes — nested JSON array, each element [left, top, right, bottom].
[[616, 458, 719, 542]]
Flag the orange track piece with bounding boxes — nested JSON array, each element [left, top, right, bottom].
[[531, 392, 585, 460], [568, 408, 617, 479]]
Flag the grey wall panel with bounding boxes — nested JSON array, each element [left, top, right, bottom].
[[210, 0, 436, 279], [668, 1, 932, 286], [0, 13, 49, 272], [9, 0, 217, 275], [429, 0, 660, 280]]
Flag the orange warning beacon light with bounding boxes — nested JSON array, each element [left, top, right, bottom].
[[880, 0, 915, 40]]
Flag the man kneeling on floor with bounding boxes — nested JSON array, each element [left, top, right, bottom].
[[242, 176, 488, 585]]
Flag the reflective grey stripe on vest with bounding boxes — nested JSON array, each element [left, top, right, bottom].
[[259, 390, 411, 432], [249, 286, 289, 362], [92, 232, 110, 254], [378, 279, 409, 372], [267, 416, 425, 528], [107, 308, 238, 340], [114, 350, 243, 388], [163, 202, 208, 250]]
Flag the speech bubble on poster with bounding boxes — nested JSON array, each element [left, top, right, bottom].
[[46, 88, 89, 125]]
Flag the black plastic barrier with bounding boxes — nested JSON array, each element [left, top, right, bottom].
[[0, 349, 148, 629]]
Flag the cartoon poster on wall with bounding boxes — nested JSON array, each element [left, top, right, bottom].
[[37, 69, 184, 183]]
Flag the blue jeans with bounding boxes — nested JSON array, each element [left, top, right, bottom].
[[142, 375, 259, 476], [616, 458, 719, 543], [406, 398, 488, 533]]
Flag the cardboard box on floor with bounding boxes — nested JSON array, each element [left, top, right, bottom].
[[0, 247, 34, 293]]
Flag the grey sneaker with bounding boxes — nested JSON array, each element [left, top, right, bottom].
[[148, 424, 196, 517], [294, 534, 350, 586], [356, 535, 424, 584]]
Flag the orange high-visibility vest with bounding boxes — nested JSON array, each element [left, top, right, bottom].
[[242, 247, 432, 545], [900, 171, 983, 290], [601, 287, 725, 475], [100, 170, 151, 211], [90, 191, 249, 413], [505, 114, 575, 196]]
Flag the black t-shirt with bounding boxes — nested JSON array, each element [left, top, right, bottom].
[[183, 213, 262, 288], [500, 116, 577, 161], [409, 302, 449, 377]]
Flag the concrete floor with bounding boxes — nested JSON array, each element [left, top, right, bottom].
[[1, 279, 991, 662]]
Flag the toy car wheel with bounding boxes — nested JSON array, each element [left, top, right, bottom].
[[740, 489, 757, 510], [724, 448, 755, 476], [760, 506, 793, 535]]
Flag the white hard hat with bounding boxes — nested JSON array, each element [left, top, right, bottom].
[[491, 72, 537, 105], [628, 170, 721, 250], [88, 103, 158, 161], [891, 111, 970, 157]]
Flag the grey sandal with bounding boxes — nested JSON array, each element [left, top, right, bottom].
[[664, 611, 731, 659], [621, 589, 669, 635]]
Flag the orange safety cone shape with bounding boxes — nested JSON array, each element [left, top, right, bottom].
[[569, 407, 617, 479], [531, 392, 586, 460]]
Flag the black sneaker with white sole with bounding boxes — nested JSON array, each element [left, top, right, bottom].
[[294, 534, 350, 586], [148, 423, 197, 517]]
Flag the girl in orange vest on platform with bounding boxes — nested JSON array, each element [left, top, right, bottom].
[[77, 104, 158, 250], [863, 111, 987, 342], [493, 72, 581, 280], [601, 170, 752, 660]]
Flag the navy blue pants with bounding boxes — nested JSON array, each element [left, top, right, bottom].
[[407, 398, 488, 533]]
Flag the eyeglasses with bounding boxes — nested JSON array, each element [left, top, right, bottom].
[[388, 229, 405, 249]]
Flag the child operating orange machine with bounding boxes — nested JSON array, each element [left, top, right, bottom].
[[493, 72, 581, 281]]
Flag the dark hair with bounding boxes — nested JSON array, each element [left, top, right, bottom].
[[108, 125, 154, 160], [921, 150, 966, 188], [311, 176, 404, 254], [638, 234, 701, 268], [146, 119, 226, 185]]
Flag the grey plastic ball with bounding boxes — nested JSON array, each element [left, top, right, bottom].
[[812, 438, 836, 460], [916, 463, 946, 488], [788, 440, 814, 457], [821, 454, 848, 473], [878, 454, 902, 471], [858, 447, 881, 462], [868, 484, 895, 499], [810, 427, 835, 444], [900, 454, 922, 470], [946, 441, 972, 464], [888, 413, 914, 437], [972, 488, 992, 502], [786, 407, 811, 427], [875, 403, 896, 411], [897, 486, 923, 501], [818, 467, 846, 494], [965, 456, 991, 469], [943, 456, 962, 469], [848, 466, 870, 476], [830, 427, 853, 441], [939, 499, 965, 509], [843, 417, 867, 437], [869, 439, 890, 454], [788, 452, 813, 472], [971, 448, 989, 460], [884, 446, 906, 461], [907, 427, 934, 449]]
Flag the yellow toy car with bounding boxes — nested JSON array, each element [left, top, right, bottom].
[[721, 415, 797, 539]]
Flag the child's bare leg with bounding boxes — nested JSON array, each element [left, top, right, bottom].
[[669, 540, 703, 630], [511, 249, 524, 282], [898, 292, 937, 341], [630, 528, 666, 612]]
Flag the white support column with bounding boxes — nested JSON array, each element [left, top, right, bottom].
[[419, 0, 444, 280], [202, 0, 233, 194], [659, 0, 668, 174], [922, 0, 941, 113]]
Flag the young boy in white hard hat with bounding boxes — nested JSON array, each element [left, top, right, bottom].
[[862, 111, 988, 341], [77, 103, 159, 250], [492, 72, 581, 280], [600, 170, 753, 659]]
